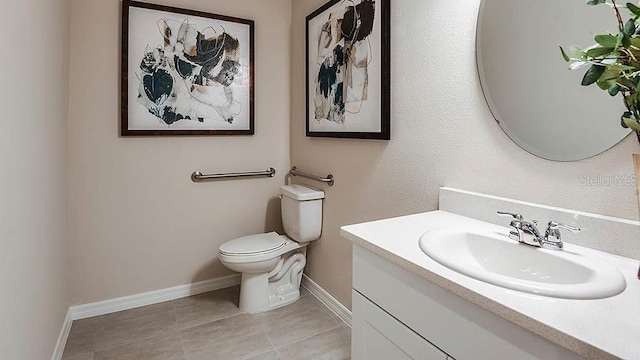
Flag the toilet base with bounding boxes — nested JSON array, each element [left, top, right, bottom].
[[238, 250, 306, 313]]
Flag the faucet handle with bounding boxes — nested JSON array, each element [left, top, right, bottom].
[[498, 211, 524, 241], [547, 221, 580, 233], [497, 211, 523, 220], [543, 221, 580, 250]]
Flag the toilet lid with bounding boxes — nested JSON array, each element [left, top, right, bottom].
[[219, 232, 286, 256]]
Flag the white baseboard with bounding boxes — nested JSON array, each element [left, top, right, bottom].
[[69, 274, 241, 320], [51, 308, 72, 360], [302, 274, 352, 328], [66, 273, 348, 324]]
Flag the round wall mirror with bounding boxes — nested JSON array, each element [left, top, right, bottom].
[[476, 0, 630, 161]]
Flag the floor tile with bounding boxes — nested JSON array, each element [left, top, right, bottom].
[[94, 302, 178, 351], [63, 286, 351, 360], [246, 350, 282, 360], [277, 326, 351, 360], [93, 332, 185, 360], [62, 317, 99, 358], [181, 313, 273, 360], [172, 288, 241, 330], [299, 285, 311, 297], [62, 352, 94, 360], [254, 295, 342, 348]]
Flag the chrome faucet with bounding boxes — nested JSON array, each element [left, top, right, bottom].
[[497, 212, 580, 250]]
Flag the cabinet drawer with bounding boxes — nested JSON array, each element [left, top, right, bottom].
[[352, 290, 449, 360]]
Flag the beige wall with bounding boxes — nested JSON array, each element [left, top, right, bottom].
[[292, 0, 639, 309], [0, 0, 71, 357], [68, 0, 291, 304], [66, 0, 639, 313]]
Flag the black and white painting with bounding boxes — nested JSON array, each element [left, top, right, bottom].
[[122, 0, 254, 136], [306, 0, 389, 139]]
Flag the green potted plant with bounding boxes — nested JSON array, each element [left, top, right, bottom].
[[562, 0, 640, 279], [560, 0, 640, 142]]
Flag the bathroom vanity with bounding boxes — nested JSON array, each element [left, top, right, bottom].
[[342, 189, 640, 360]]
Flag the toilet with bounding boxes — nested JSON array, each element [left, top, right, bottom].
[[218, 184, 324, 313]]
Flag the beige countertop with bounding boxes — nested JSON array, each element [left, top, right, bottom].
[[341, 211, 640, 360]]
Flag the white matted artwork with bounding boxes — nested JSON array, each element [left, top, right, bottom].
[[121, 0, 254, 136], [306, 0, 390, 140]]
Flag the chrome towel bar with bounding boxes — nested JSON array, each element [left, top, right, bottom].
[[289, 166, 334, 186], [191, 167, 276, 182]]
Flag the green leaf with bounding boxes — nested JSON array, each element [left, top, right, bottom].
[[582, 64, 607, 85], [597, 79, 611, 90], [597, 68, 620, 90], [595, 34, 619, 47], [560, 46, 571, 62], [621, 112, 632, 128], [569, 45, 586, 57], [586, 46, 615, 57], [625, 18, 636, 36], [609, 83, 621, 96], [622, 115, 640, 131], [608, 63, 636, 71], [622, 32, 632, 47], [628, 2, 640, 16], [631, 37, 640, 47], [619, 77, 637, 89], [587, 0, 606, 4]]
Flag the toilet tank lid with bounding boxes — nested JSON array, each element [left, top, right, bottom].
[[280, 184, 325, 201]]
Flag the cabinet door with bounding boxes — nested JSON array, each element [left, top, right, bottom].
[[352, 290, 449, 360]]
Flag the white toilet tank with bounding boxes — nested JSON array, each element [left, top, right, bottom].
[[279, 185, 324, 243]]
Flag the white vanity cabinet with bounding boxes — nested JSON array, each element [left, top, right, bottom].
[[351, 246, 585, 360]]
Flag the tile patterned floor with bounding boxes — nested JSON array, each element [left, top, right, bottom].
[[62, 287, 351, 360]]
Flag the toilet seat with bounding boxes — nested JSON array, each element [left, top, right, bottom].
[[219, 232, 286, 256], [218, 233, 303, 265]]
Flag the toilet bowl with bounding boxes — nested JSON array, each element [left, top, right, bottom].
[[219, 233, 308, 313], [218, 185, 324, 313]]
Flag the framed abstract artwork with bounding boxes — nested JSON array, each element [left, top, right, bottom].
[[121, 0, 254, 136], [306, 0, 390, 140]]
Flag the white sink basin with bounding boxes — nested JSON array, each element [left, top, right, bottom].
[[418, 226, 626, 299]]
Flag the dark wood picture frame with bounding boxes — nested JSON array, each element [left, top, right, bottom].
[[305, 0, 390, 140], [121, 0, 254, 136]]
